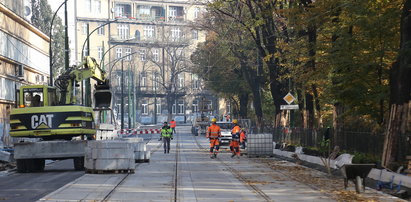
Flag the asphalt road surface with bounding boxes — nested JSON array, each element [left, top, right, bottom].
[[0, 159, 84, 202]]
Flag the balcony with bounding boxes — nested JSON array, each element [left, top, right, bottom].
[[136, 6, 165, 22], [114, 4, 132, 19]]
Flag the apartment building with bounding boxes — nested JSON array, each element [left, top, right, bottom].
[[0, 0, 50, 145], [74, 0, 220, 126]]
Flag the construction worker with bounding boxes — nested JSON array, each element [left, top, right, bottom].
[[160, 122, 173, 154], [230, 119, 241, 158], [206, 118, 221, 159], [170, 119, 177, 134], [240, 128, 247, 149]]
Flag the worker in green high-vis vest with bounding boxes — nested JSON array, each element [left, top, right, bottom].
[[160, 121, 173, 153]]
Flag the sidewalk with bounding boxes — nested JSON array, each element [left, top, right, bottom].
[[39, 126, 402, 202]]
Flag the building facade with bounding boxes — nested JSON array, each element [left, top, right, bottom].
[[74, 0, 221, 126], [0, 0, 50, 146]]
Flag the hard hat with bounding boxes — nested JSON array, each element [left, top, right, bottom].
[[232, 119, 238, 124], [164, 122, 168, 124], [211, 118, 217, 122]]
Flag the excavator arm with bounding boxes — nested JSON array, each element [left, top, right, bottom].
[[55, 56, 111, 107]]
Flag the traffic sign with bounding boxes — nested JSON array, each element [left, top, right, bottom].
[[280, 105, 299, 110], [283, 93, 296, 104]]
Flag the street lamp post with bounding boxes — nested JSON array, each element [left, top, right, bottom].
[[80, 19, 117, 107], [49, 0, 69, 86], [80, 19, 118, 58]]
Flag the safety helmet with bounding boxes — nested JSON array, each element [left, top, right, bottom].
[[211, 118, 217, 123], [232, 119, 238, 124], [163, 122, 168, 124]]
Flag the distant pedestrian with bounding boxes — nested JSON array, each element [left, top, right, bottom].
[[206, 118, 221, 159], [230, 119, 241, 158], [170, 119, 177, 134], [160, 122, 173, 153]]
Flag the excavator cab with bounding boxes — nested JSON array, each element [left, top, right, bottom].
[[17, 85, 58, 108]]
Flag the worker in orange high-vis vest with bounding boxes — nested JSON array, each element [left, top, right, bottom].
[[206, 118, 221, 159], [230, 119, 241, 158], [170, 119, 177, 134], [240, 128, 247, 149]]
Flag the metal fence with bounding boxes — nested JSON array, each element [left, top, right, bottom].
[[271, 127, 411, 161]]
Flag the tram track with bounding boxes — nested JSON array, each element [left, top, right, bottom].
[[172, 133, 180, 202], [193, 135, 272, 202], [101, 135, 164, 202]]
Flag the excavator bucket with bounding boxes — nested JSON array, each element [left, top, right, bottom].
[[94, 82, 112, 108], [94, 89, 112, 108]]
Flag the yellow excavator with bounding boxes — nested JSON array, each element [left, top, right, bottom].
[[10, 56, 111, 140], [9, 56, 112, 172]]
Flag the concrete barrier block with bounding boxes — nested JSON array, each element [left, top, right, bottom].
[[144, 151, 150, 160], [0, 151, 11, 162], [134, 151, 145, 160], [90, 148, 134, 159], [87, 140, 132, 149], [85, 158, 135, 170]]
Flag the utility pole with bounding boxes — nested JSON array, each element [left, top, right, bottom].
[[121, 60, 124, 130], [154, 72, 157, 124], [128, 63, 132, 128], [64, 0, 69, 71], [132, 64, 136, 128], [85, 24, 91, 107]]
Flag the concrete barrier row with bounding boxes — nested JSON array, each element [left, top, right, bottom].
[[85, 138, 150, 173]]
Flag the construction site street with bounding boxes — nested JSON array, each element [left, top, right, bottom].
[[37, 125, 402, 202]]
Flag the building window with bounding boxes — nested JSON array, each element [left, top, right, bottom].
[[194, 7, 200, 18], [141, 72, 147, 87], [153, 73, 159, 90], [138, 5, 151, 18], [191, 74, 200, 89], [115, 4, 131, 18], [177, 100, 184, 114], [82, 23, 88, 35], [192, 30, 198, 40], [192, 100, 198, 113], [156, 103, 161, 114], [85, 0, 91, 12], [169, 6, 177, 18], [207, 101, 212, 111], [171, 27, 181, 40], [117, 24, 129, 39], [153, 49, 159, 62], [142, 100, 148, 115], [178, 76, 184, 88], [97, 24, 105, 35], [98, 47, 103, 60], [94, 0, 101, 13], [116, 48, 122, 59], [140, 49, 146, 61], [125, 48, 131, 60], [143, 25, 155, 39]]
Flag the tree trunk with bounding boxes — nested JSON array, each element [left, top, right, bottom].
[[303, 93, 315, 129], [382, 0, 411, 167], [239, 93, 249, 119], [333, 103, 344, 147]]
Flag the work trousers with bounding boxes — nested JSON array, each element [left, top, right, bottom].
[[163, 137, 171, 153], [230, 140, 240, 156]]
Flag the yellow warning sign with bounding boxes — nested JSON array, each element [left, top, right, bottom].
[[283, 93, 296, 104]]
